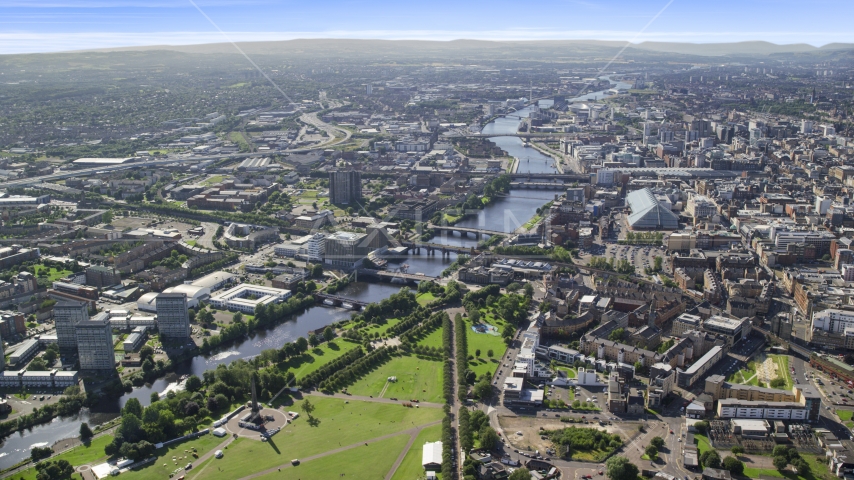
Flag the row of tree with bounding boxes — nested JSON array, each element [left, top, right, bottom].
[[455, 313, 470, 401], [297, 346, 364, 389], [318, 346, 396, 393]]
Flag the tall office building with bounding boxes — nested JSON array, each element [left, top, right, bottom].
[[156, 292, 190, 339], [328, 170, 363, 205], [55, 300, 89, 350], [76, 312, 114, 370]]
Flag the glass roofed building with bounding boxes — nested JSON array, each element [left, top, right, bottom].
[[625, 188, 679, 230]]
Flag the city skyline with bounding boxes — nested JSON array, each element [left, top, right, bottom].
[[1, 0, 853, 54]]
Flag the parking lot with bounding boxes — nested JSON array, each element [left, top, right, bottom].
[[578, 241, 668, 280]]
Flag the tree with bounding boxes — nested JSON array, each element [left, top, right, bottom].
[[31, 446, 52, 462], [773, 455, 789, 471], [322, 326, 334, 342], [28, 357, 47, 371], [650, 436, 665, 449], [509, 468, 532, 480], [150, 392, 159, 404], [123, 398, 143, 419], [309, 334, 320, 347], [475, 349, 481, 357], [605, 457, 639, 480], [185, 375, 202, 393], [474, 379, 492, 400], [701, 450, 722, 469], [487, 349, 494, 358], [523, 283, 534, 298], [480, 427, 499, 450], [645, 444, 658, 460], [506, 282, 521, 292], [139, 345, 154, 362], [79, 422, 94, 440], [731, 445, 744, 455], [232, 312, 243, 323], [300, 398, 315, 419], [722, 456, 744, 475]]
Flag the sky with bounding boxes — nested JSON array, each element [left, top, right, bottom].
[[1, 0, 853, 55]]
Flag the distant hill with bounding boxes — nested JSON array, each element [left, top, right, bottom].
[[68, 38, 854, 59]]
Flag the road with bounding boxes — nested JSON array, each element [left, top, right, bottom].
[[299, 111, 352, 149], [195, 222, 220, 249]]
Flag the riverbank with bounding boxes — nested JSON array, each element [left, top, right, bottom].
[[530, 141, 566, 173]]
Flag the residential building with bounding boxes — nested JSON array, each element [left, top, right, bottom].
[[76, 312, 115, 370], [156, 292, 190, 339], [85, 265, 121, 288], [54, 300, 89, 351], [329, 170, 362, 205]]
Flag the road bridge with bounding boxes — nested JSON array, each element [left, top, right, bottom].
[[425, 224, 505, 239], [509, 181, 567, 190], [400, 241, 479, 256], [314, 293, 370, 310], [357, 269, 438, 282]]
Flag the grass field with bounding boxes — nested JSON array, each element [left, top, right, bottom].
[[416, 326, 444, 350], [838, 409, 853, 421], [390, 423, 442, 480], [277, 340, 360, 380], [742, 454, 833, 480], [14, 435, 114, 480], [194, 397, 442, 480], [727, 360, 760, 386], [416, 292, 436, 306], [185, 240, 197, 247], [120, 433, 225, 480], [769, 354, 793, 390], [694, 434, 712, 456], [465, 309, 509, 377], [346, 355, 444, 403], [253, 433, 411, 480], [358, 318, 401, 337], [556, 366, 577, 379], [202, 175, 226, 186], [32, 265, 72, 282]]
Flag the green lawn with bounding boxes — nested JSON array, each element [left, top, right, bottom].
[[202, 175, 226, 186], [277, 340, 360, 380], [358, 318, 401, 337], [120, 433, 225, 480], [32, 265, 72, 282], [185, 240, 197, 247], [416, 328, 444, 350], [694, 434, 712, 456], [346, 355, 444, 403], [391, 423, 442, 480], [742, 454, 833, 480], [556, 366, 577, 379], [14, 435, 114, 480], [769, 354, 793, 390], [465, 309, 509, 377], [253, 433, 411, 480], [195, 397, 442, 480], [416, 292, 436, 306], [838, 409, 853, 421]]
